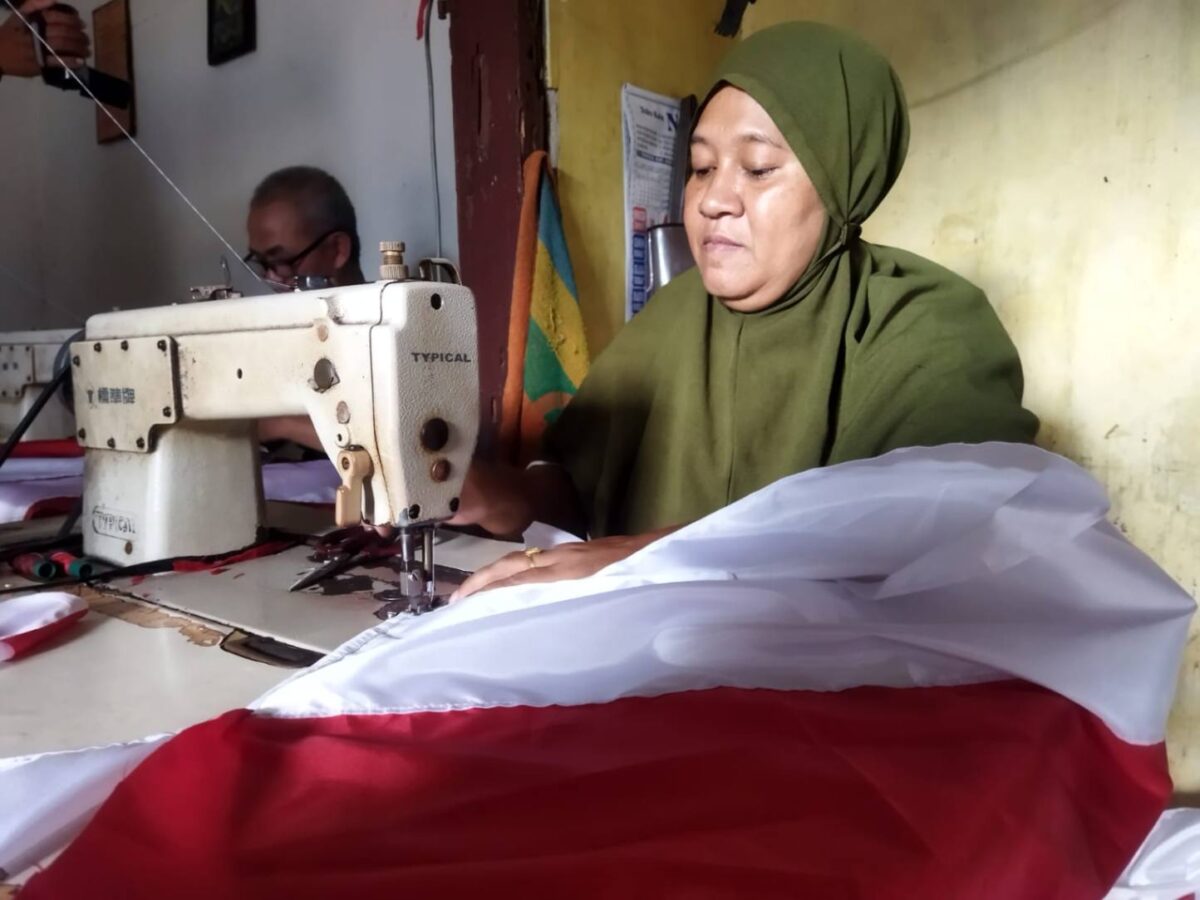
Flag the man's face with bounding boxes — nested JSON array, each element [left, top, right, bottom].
[[245, 200, 345, 288]]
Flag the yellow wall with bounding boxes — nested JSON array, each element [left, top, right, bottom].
[[546, 0, 729, 353], [744, 0, 1200, 785]]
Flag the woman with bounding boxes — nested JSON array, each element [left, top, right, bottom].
[[451, 21, 1037, 598]]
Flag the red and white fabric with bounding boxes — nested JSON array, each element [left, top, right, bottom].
[[0, 459, 341, 523], [0, 451, 85, 522], [0, 591, 87, 662], [0, 475, 83, 522], [0, 443, 1193, 897]]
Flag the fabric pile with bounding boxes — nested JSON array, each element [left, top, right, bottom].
[[1, 443, 1192, 898]]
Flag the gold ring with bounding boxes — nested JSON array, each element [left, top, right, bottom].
[[524, 546, 543, 568]]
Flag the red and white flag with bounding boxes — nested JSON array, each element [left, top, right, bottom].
[[0, 592, 86, 661], [2, 443, 1193, 898]]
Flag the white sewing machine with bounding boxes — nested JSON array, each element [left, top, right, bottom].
[[0, 256, 520, 780], [69, 254, 479, 605], [0, 328, 78, 442]]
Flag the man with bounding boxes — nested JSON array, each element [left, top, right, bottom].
[[245, 166, 365, 289], [249, 166, 364, 449], [0, 0, 89, 80]]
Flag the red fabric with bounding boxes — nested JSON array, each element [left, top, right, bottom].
[[171, 540, 297, 573], [7, 439, 84, 458], [2, 607, 86, 659], [24, 681, 1167, 899], [23, 496, 77, 520]]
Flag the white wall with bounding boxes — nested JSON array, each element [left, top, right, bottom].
[[0, 0, 457, 328], [0, 76, 47, 328]]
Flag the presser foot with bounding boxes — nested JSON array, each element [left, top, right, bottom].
[[375, 592, 446, 619]]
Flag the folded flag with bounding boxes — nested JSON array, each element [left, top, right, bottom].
[[0, 591, 86, 662], [499, 150, 589, 465], [4, 443, 1193, 898]]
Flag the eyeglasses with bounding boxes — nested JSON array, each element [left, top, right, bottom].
[[243, 229, 339, 281]]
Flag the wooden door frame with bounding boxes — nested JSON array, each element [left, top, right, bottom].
[[448, 0, 547, 456]]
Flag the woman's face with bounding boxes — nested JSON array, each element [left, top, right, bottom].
[[684, 87, 827, 312]]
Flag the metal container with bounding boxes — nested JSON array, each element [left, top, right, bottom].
[[646, 223, 695, 299]]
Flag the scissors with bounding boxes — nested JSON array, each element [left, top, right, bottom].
[[288, 529, 396, 592]]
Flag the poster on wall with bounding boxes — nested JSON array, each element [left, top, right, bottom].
[[621, 83, 682, 320]]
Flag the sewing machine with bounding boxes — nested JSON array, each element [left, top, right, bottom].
[[0, 258, 523, 788], [69, 254, 479, 606], [0, 328, 77, 442]]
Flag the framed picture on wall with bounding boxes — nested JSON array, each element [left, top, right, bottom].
[[93, 0, 135, 143], [207, 0, 256, 66]]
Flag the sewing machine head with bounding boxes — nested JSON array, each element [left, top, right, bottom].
[[0, 329, 78, 443], [70, 264, 479, 595]]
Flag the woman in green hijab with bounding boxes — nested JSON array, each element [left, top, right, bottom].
[[451, 21, 1037, 598]]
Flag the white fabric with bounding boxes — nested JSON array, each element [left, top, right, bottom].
[[0, 459, 82, 484], [260, 459, 340, 504], [0, 443, 1192, 876], [0, 592, 86, 662], [1105, 808, 1200, 899], [255, 443, 1193, 748], [522, 520, 580, 549]]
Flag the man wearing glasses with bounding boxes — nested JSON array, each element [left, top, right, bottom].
[[249, 166, 363, 450], [244, 165, 365, 290]]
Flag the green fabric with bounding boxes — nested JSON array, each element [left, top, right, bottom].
[[545, 22, 1038, 537]]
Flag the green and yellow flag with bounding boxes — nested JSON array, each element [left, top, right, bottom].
[[500, 151, 589, 464]]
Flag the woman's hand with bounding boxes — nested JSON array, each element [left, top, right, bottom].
[[448, 460, 586, 539], [449, 526, 680, 601], [446, 460, 534, 537]]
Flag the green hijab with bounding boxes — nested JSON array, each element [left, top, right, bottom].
[[545, 22, 1038, 537]]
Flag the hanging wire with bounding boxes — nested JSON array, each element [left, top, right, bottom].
[[1, 0, 264, 285], [422, 0, 443, 258]]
